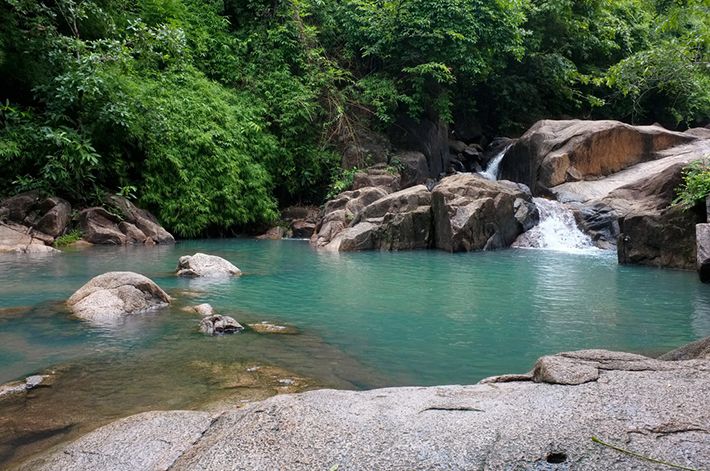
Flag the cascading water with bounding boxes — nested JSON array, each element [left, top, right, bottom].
[[479, 144, 512, 181], [513, 198, 597, 252]]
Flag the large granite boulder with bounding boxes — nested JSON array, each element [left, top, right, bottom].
[[23, 344, 710, 471], [432, 174, 538, 252], [107, 196, 175, 244], [176, 253, 241, 277], [34, 197, 71, 237], [67, 272, 170, 323], [500, 120, 696, 194], [78, 208, 127, 245], [317, 185, 434, 251], [612, 163, 700, 269]]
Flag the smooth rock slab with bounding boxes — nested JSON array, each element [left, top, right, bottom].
[[22, 348, 710, 471], [67, 272, 170, 323], [176, 253, 241, 277]]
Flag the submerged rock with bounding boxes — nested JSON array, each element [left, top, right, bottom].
[[199, 315, 244, 336], [176, 253, 242, 277], [23, 341, 710, 471], [67, 272, 170, 323], [192, 303, 216, 317], [247, 322, 299, 335]]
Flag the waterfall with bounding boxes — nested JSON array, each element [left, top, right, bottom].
[[479, 144, 511, 181], [513, 198, 597, 252]]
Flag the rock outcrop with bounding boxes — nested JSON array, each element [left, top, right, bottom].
[[21, 343, 710, 471], [0, 222, 59, 254], [176, 253, 242, 277], [500, 120, 697, 194], [67, 272, 170, 323], [107, 196, 175, 244], [432, 174, 538, 252], [313, 174, 537, 253]]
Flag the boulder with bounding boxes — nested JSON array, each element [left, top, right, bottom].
[[396, 151, 430, 189], [78, 208, 127, 245], [0, 222, 59, 254], [352, 166, 400, 193], [118, 222, 147, 244], [658, 337, 710, 361], [192, 303, 215, 317], [34, 197, 71, 237], [107, 196, 175, 244], [322, 185, 434, 251], [613, 163, 700, 269], [200, 315, 244, 335], [256, 226, 287, 240], [176, 253, 241, 277], [290, 220, 316, 239], [500, 120, 696, 194], [0, 192, 41, 222], [432, 174, 535, 252], [697, 224, 710, 282], [67, 272, 170, 323]]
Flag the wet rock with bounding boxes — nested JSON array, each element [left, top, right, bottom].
[[432, 174, 533, 252], [176, 253, 241, 277], [570, 202, 619, 249], [78, 208, 127, 245], [200, 315, 244, 335], [0, 374, 54, 400], [658, 336, 710, 361], [247, 322, 299, 335], [67, 271, 170, 323], [107, 196, 175, 244]]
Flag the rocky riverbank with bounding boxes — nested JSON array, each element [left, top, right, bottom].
[[16, 338, 710, 471]]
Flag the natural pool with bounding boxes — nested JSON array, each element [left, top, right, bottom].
[[1, 239, 709, 466]]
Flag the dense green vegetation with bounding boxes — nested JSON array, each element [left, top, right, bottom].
[[1, 0, 708, 236], [675, 159, 710, 210]]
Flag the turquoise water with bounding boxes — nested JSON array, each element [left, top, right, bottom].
[[2, 239, 709, 387], [2, 239, 710, 466]]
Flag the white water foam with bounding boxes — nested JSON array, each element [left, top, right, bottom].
[[479, 144, 512, 181], [513, 198, 599, 253]]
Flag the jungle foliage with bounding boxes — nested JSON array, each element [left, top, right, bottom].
[[1, 0, 708, 236]]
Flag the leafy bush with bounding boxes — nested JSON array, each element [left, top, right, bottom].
[[674, 159, 710, 209]]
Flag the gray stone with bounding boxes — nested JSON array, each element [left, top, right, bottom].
[[697, 224, 710, 282], [176, 253, 241, 277], [396, 151, 430, 189], [192, 303, 215, 317], [247, 322, 299, 335], [118, 221, 147, 244], [78, 208, 126, 245], [0, 222, 59, 254], [35, 197, 71, 237], [107, 196, 175, 244], [67, 272, 170, 323], [200, 315, 244, 335], [432, 173, 531, 252], [658, 337, 710, 361], [290, 220, 316, 239], [24, 347, 710, 471]]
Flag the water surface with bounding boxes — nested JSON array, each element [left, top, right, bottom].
[[1, 240, 709, 466]]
